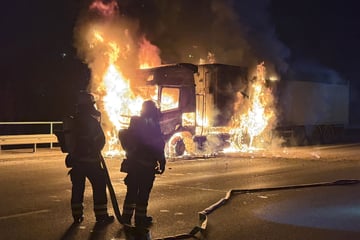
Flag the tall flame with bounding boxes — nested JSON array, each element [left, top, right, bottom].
[[227, 62, 276, 151], [76, 0, 163, 155], [139, 37, 161, 69], [97, 33, 160, 154]]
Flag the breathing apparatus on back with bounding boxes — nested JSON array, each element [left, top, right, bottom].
[[56, 90, 102, 156]]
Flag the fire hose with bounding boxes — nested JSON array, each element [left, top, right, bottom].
[[100, 155, 123, 224], [155, 179, 360, 240]]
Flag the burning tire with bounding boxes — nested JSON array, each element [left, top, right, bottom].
[[174, 138, 185, 156], [165, 131, 194, 157]]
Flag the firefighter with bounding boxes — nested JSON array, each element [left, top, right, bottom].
[[121, 100, 166, 227], [69, 90, 114, 224]]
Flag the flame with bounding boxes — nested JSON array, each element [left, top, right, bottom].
[[139, 37, 161, 69], [226, 62, 276, 152], [93, 30, 104, 42], [103, 64, 142, 129], [98, 34, 161, 153], [76, 1, 165, 155]]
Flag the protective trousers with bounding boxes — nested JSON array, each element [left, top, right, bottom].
[[122, 167, 155, 225], [70, 162, 109, 221]]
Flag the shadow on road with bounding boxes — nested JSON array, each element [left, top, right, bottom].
[[59, 223, 152, 240], [88, 222, 114, 240], [59, 223, 80, 240], [120, 226, 152, 240]]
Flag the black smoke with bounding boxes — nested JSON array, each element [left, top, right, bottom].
[[116, 0, 290, 75]]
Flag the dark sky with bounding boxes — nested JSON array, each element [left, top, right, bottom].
[[271, 1, 360, 77], [1, 0, 359, 122]]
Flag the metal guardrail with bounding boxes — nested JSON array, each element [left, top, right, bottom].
[[0, 121, 63, 149]]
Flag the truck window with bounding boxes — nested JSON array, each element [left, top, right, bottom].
[[160, 87, 180, 111]]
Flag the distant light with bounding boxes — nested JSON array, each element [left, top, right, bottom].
[[61, 52, 67, 58]]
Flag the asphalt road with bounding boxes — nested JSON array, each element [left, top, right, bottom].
[[1, 144, 360, 239]]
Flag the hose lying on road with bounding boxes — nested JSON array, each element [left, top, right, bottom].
[[155, 179, 360, 240]]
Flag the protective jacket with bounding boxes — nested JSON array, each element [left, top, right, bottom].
[[126, 115, 165, 170]]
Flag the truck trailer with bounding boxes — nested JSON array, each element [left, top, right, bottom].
[[273, 77, 349, 146]]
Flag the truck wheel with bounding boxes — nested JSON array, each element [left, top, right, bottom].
[[174, 139, 185, 156], [166, 131, 194, 157]]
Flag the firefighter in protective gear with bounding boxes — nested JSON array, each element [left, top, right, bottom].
[[69, 90, 114, 224], [121, 100, 166, 227]]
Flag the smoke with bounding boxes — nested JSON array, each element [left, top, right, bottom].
[[114, 0, 290, 75], [287, 60, 346, 84]]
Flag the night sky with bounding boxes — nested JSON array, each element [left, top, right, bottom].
[[1, 0, 360, 123]]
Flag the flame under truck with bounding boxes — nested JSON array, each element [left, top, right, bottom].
[[134, 63, 349, 157]]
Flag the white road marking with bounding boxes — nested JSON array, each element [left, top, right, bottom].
[[0, 209, 50, 220]]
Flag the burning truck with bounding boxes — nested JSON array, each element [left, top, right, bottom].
[[135, 63, 254, 157], [105, 62, 349, 157], [98, 61, 276, 157]]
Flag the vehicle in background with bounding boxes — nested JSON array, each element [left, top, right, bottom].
[[273, 77, 349, 146]]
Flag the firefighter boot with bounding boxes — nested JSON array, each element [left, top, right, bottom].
[[94, 204, 114, 225], [122, 203, 135, 225], [96, 214, 114, 225], [71, 203, 84, 224], [135, 204, 153, 228]]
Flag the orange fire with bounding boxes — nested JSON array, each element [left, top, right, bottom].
[[75, 0, 164, 155], [76, 1, 277, 156], [139, 37, 162, 69], [226, 62, 276, 152], [97, 35, 162, 155]]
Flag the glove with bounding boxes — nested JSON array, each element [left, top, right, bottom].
[[156, 158, 166, 174]]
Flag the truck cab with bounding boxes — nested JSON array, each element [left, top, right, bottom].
[[137, 63, 249, 157]]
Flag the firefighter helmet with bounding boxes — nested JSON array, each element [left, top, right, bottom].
[[77, 91, 96, 106], [141, 100, 159, 119]]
